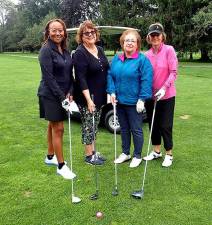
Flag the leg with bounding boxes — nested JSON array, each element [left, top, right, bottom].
[[47, 122, 54, 155], [127, 106, 143, 158], [50, 121, 64, 163], [117, 104, 131, 155]]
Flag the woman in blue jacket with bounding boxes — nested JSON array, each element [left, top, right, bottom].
[[107, 29, 153, 168]]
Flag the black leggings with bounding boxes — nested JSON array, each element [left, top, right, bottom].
[[145, 97, 175, 151]]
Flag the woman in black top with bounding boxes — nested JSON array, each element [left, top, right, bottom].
[[37, 19, 75, 179], [73, 20, 109, 165]]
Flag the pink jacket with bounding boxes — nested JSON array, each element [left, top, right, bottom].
[[145, 43, 178, 100]]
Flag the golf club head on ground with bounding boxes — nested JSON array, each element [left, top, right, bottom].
[[72, 195, 81, 203], [131, 189, 144, 199], [90, 193, 98, 200], [112, 187, 118, 196]]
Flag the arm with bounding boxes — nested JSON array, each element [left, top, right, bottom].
[[39, 47, 65, 102], [139, 56, 153, 101], [163, 46, 178, 89]]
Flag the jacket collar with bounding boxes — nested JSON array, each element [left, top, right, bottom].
[[150, 42, 164, 55], [118, 51, 139, 62]]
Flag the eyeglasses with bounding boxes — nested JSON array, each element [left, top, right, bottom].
[[150, 33, 160, 37], [83, 31, 96, 37], [49, 29, 64, 34], [124, 39, 136, 44]]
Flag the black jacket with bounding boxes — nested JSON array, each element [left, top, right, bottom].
[[73, 44, 109, 108], [37, 39, 74, 102]]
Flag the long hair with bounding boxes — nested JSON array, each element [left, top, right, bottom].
[[43, 19, 68, 49]]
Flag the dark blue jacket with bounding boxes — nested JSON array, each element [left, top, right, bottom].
[[37, 39, 73, 102]]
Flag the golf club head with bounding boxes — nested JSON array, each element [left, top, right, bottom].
[[131, 189, 144, 199], [112, 188, 118, 196], [72, 195, 81, 203], [90, 193, 98, 200]]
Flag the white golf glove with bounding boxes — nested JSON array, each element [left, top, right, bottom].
[[136, 99, 145, 113], [62, 99, 78, 114], [110, 93, 117, 105], [155, 88, 166, 101]]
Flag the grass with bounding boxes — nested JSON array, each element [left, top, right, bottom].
[[0, 54, 211, 225]]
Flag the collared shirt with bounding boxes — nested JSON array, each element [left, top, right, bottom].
[[145, 43, 178, 100], [107, 51, 153, 105], [37, 39, 73, 102]]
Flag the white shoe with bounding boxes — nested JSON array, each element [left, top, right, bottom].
[[143, 151, 162, 161], [129, 157, 142, 168], [114, 153, 131, 164], [57, 165, 76, 179], [162, 155, 173, 167], [45, 155, 58, 166]]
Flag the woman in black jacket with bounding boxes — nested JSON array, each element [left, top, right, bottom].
[[73, 20, 109, 165], [38, 19, 75, 179]]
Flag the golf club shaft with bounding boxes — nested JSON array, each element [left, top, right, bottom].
[[141, 100, 157, 190], [113, 103, 118, 189], [68, 112, 74, 197], [91, 95, 99, 195]]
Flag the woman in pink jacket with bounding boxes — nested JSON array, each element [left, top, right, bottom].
[[144, 23, 178, 167]]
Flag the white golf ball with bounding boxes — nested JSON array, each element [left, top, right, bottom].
[[96, 211, 103, 219]]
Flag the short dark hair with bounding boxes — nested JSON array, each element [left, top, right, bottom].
[[43, 18, 68, 49], [75, 20, 100, 44]]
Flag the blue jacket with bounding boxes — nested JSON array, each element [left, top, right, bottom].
[[107, 52, 153, 105]]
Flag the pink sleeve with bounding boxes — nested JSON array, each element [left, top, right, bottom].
[[164, 46, 178, 89]]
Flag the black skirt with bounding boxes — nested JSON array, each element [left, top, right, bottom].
[[39, 96, 67, 122]]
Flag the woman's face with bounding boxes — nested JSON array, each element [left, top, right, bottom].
[[149, 33, 163, 47], [48, 21, 65, 45], [82, 27, 96, 46], [123, 33, 138, 55]]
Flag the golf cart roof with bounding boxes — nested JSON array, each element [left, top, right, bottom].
[[67, 26, 140, 35]]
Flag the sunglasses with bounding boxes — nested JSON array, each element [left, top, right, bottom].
[[150, 33, 160, 37], [83, 31, 96, 37]]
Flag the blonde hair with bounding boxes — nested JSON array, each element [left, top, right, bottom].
[[75, 20, 100, 44], [146, 22, 166, 44], [119, 29, 141, 51]]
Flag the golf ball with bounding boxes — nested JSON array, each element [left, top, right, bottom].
[[96, 211, 103, 219]]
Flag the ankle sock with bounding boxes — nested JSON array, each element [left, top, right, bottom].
[[58, 162, 65, 169], [47, 154, 54, 160]]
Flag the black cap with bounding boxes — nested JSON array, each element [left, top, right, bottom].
[[148, 24, 164, 35]]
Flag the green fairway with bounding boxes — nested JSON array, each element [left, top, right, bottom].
[[0, 54, 211, 225]]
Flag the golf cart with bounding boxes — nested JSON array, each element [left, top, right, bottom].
[[67, 26, 147, 133]]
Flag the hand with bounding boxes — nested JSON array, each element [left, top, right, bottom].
[[155, 88, 166, 101], [136, 99, 145, 113], [110, 93, 117, 105], [87, 99, 95, 113]]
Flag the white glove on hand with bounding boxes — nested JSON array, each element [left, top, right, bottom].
[[62, 98, 71, 111], [136, 100, 145, 113], [110, 93, 117, 105], [155, 88, 166, 101]]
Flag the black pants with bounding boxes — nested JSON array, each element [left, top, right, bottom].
[[145, 97, 175, 151]]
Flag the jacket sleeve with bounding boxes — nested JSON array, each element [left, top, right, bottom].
[[39, 47, 65, 102], [139, 56, 153, 100], [106, 56, 116, 95], [72, 49, 89, 91], [163, 46, 178, 89]]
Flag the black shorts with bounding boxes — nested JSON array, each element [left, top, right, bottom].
[[39, 96, 67, 122]]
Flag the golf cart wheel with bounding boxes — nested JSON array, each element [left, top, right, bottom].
[[104, 110, 120, 133]]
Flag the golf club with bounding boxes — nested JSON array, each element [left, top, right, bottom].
[[90, 95, 99, 200], [131, 100, 157, 199], [112, 103, 118, 196], [68, 111, 81, 203]]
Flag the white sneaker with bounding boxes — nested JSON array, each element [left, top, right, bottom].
[[143, 151, 162, 161], [57, 165, 76, 179], [45, 155, 58, 166], [114, 153, 131, 164], [162, 155, 173, 167], [129, 157, 142, 168]]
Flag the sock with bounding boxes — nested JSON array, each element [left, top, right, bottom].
[[154, 151, 160, 154], [86, 155, 92, 160], [92, 151, 96, 155], [58, 162, 65, 169], [47, 154, 54, 160]]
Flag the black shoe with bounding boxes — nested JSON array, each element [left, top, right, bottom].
[[93, 151, 107, 161], [85, 155, 104, 165]]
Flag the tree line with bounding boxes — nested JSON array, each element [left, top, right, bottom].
[[0, 0, 211, 61]]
